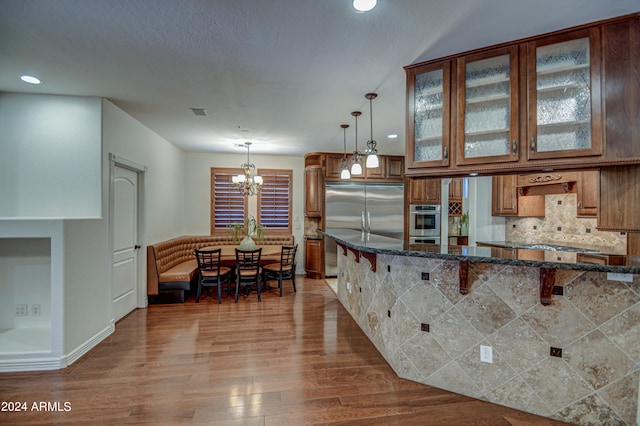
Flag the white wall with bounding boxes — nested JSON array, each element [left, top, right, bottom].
[[0, 93, 101, 218], [102, 100, 187, 244], [469, 176, 505, 244]]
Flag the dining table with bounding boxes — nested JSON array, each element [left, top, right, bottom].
[[202, 245, 283, 295], [202, 244, 282, 266]]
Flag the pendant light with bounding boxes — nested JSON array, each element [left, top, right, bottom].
[[364, 92, 380, 168], [340, 124, 351, 179], [351, 111, 363, 176]]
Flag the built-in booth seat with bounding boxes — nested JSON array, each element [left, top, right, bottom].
[[147, 235, 294, 303]]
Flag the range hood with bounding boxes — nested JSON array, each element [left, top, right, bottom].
[[517, 171, 579, 196]]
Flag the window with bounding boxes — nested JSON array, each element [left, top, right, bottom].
[[258, 169, 292, 233], [210, 168, 247, 234]]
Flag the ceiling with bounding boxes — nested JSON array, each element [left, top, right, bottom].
[[1, 1, 638, 157]]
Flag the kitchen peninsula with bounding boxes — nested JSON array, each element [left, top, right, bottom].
[[320, 228, 640, 425]]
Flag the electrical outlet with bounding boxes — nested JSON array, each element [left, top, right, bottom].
[[480, 345, 493, 363], [607, 272, 633, 283], [31, 304, 41, 317], [15, 304, 28, 317]]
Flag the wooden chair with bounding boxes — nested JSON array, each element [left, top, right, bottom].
[[235, 248, 262, 302], [262, 244, 297, 297], [194, 248, 234, 304]]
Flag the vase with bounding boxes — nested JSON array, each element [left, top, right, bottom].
[[239, 235, 257, 250]]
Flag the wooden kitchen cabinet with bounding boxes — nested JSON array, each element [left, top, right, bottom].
[[449, 178, 462, 201], [386, 156, 405, 180], [326, 153, 404, 182], [493, 174, 545, 217], [576, 170, 599, 217], [305, 237, 323, 279], [599, 166, 640, 232], [492, 175, 518, 216], [403, 14, 640, 177], [456, 46, 520, 166], [526, 27, 603, 161], [408, 178, 441, 204], [325, 153, 347, 179], [405, 60, 452, 169], [304, 165, 323, 217]]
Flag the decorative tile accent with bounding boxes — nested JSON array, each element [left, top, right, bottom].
[[600, 303, 640, 364], [485, 375, 551, 416], [557, 394, 626, 425], [567, 272, 640, 326], [598, 371, 640, 425], [505, 193, 627, 253], [564, 330, 634, 390], [486, 317, 548, 373], [458, 342, 517, 395], [522, 297, 594, 347], [336, 250, 640, 424], [487, 266, 539, 315], [399, 281, 452, 324], [427, 360, 483, 399], [400, 332, 450, 378], [456, 284, 517, 336], [431, 308, 483, 359], [520, 357, 594, 413]]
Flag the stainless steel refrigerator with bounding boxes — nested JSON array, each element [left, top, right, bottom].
[[324, 182, 404, 276]]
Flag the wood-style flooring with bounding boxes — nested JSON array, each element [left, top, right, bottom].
[[0, 278, 569, 425]]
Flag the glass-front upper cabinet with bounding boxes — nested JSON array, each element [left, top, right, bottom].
[[527, 28, 602, 160], [456, 46, 519, 166], [406, 61, 451, 168]]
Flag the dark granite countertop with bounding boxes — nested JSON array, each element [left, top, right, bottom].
[[318, 229, 640, 274]]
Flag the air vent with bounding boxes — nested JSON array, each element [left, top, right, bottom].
[[189, 108, 208, 116]]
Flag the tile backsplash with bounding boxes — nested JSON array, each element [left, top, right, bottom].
[[505, 193, 626, 254]]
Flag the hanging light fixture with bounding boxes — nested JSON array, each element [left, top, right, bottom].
[[364, 92, 380, 168], [351, 111, 363, 176], [340, 124, 351, 179], [232, 142, 263, 196]]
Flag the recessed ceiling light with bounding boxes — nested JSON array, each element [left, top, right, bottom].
[[387, 134, 398, 139], [353, 0, 377, 12], [20, 75, 41, 85]]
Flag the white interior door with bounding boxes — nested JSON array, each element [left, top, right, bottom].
[[112, 165, 139, 322]]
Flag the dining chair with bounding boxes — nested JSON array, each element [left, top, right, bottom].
[[234, 248, 262, 302], [262, 244, 297, 297], [194, 248, 234, 304]]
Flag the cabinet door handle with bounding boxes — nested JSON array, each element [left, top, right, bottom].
[[512, 140, 517, 156], [578, 201, 582, 209], [531, 137, 536, 154], [443, 146, 448, 160]]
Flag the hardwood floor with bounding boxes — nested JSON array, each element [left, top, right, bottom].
[[0, 278, 568, 425]]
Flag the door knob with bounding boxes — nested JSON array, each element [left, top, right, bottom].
[[134, 244, 141, 250]]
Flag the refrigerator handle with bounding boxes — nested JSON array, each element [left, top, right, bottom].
[[361, 210, 365, 232], [367, 211, 371, 233]]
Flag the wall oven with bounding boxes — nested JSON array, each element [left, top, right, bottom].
[[409, 204, 441, 237]]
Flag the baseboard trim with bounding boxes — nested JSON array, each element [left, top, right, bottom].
[[62, 323, 115, 367]]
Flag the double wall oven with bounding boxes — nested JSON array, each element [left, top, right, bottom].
[[409, 204, 441, 244]]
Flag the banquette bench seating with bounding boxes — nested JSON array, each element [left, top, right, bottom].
[[147, 235, 294, 303]]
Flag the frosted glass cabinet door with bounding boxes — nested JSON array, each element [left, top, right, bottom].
[[406, 61, 451, 168], [527, 28, 602, 160], [457, 46, 519, 165]]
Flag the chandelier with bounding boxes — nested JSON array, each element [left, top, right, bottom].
[[232, 142, 263, 196]]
